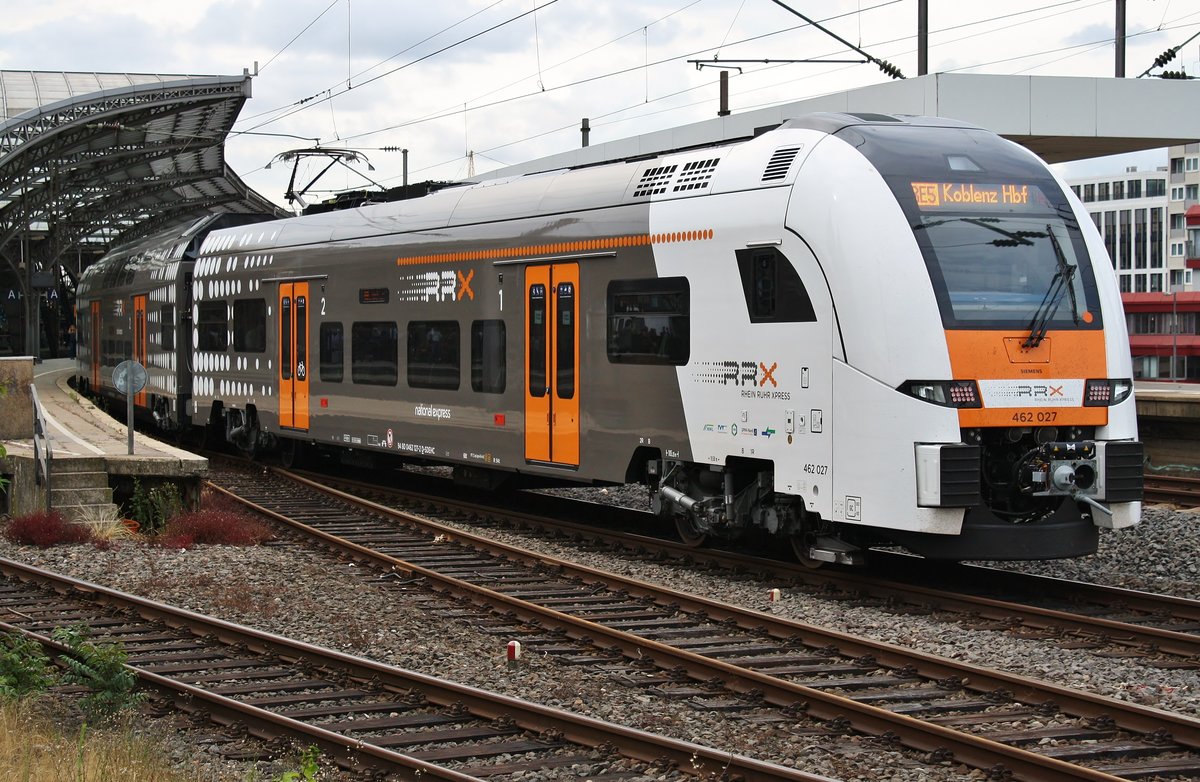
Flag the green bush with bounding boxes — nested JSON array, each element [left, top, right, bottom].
[[51, 626, 145, 720], [126, 479, 183, 535], [0, 632, 53, 699]]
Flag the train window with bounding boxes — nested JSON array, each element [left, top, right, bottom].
[[197, 301, 228, 351], [471, 320, 505, 394], [556, 282, 575, 399], [735, 248, 817, 323], [408, 321, 460, 390], [160, 305, 174, 351], [233, 299, 267, 353], [606, 277, 689, 365], [529, 284, 547, 397], [281, 297, 291, 380], [351, 321, 398, 386], [296, 297, 307, 381], [320, 322, 344, 382]]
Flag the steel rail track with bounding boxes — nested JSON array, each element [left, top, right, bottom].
[[208, 464, 1200, 782], [1144, 474, 1200, 506], [298, 467, 1200, 664], [0, 557, 828, 782]]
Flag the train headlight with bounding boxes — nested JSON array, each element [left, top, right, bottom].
[[898, 380, 982, 408], [1083, 378, 1133, 407]]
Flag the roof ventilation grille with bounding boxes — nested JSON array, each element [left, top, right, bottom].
[[633, 164, 678, 198], [673, 158, 719, 192], [762, 146, 802, 181]]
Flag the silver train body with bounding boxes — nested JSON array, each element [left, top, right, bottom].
[[76, 112, 1143, 562]]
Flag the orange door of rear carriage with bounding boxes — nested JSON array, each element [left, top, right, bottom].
[[278, 282, 310, 431], [132, 295, 148, 408], [524, 263, 579, 466]]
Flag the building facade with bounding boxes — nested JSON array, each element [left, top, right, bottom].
[[1067, 153, 1198, 381]]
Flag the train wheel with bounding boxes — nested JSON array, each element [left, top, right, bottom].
[[674, 514, 708, 547], [790, 533, 826, 569], [280, 439, 304, 469]]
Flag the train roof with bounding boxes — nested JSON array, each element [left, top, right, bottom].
[[197, 112, 989, 256]]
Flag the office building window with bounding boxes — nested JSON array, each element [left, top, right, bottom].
[[1151, 207, 1164, 268], [1148, 179, 1166, 197], [1083, 183, 1095, 202], [1127, 179, 1141, 199], [1119, 210, 1131, 270], [1134, 209, 1147, 269], [1150, 274, 1164, 293], [1119, 275, 1132, 293], [1098, 182, 1110, 201], [1112, 181, 1124, 200], [1171, 186, 1185, 201]]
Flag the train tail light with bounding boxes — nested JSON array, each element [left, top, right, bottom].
[[1083, 378, 1133, 407], [898, 380, 982, 408]]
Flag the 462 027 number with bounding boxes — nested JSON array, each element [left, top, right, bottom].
[[1011, 411, 1057, 423]]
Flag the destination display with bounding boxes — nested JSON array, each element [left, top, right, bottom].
[[910, 181, 1048, 211]]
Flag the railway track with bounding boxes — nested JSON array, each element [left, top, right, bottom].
[[208, 462, 1200, 782], [1143, 474, 1200, 506], [0, 556, 823, 782], [303, 466, 1200, 665]]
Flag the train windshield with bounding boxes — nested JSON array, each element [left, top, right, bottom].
[[838, 123, 1103, 332], [913, 210, 1088, 329]]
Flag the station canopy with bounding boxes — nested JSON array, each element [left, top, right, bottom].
[[0, 70, 286, 286]]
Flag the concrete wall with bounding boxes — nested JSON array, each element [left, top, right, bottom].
[[0, 356, 33, 439]]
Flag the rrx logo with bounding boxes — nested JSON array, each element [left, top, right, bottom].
[[715, 360, 778, 387]]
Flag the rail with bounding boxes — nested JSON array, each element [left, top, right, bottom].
[[29, 384, 51, 510]]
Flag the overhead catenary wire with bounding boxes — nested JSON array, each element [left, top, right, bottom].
[[238, 0, 510, 126], [346, 0, 1093, 154], [354, 0, 1084, 154], [241, 1, 559, 133], [768, 0, 904, 78], [395, 2, 1177, 182], [257, 0, 340, 74], [335, 0, 904, 146]]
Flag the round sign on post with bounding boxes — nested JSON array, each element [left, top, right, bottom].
[[113, 360, 148, 396], [113, 360, 147, 455]]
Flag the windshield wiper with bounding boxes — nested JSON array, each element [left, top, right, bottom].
[[1023, 224, 1079, 348]]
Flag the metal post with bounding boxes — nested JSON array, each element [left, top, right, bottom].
[[1115, 0, 1126, 77], [718, 71, 730, 117], [918, 0, 928, 76], [1172, 287, 1178, 382], [402, 149, 408, 187], [581, 118, 590, 147]]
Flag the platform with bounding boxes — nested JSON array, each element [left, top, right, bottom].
[[1, 357, 207, 519]]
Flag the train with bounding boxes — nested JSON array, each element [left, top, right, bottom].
[[74, 111, 1144, 564]]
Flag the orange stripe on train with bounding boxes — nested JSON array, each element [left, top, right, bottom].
[[396, 229, 715, 267]]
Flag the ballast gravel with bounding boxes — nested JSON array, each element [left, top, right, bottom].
[[0, 493, 1195, 782]]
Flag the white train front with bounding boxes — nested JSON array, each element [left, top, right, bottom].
[[76, 112, 1144, 563]]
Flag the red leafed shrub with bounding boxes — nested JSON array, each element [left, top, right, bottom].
[[200, 485, 249, 516], [158, 510, 272, 546], [155, 532, 194, 550], [4, 511, 94, 546]]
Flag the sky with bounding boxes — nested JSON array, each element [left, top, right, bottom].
[[5, 0, 1199, 210]]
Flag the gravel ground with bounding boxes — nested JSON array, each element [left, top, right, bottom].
[[0, 489, 1196, 781]]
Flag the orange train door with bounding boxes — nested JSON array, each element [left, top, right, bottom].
[[524, 263, 579, 466], [278, 282, 310, 431], [90, 301, 101, 391], [132, 295, 148, 408]]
